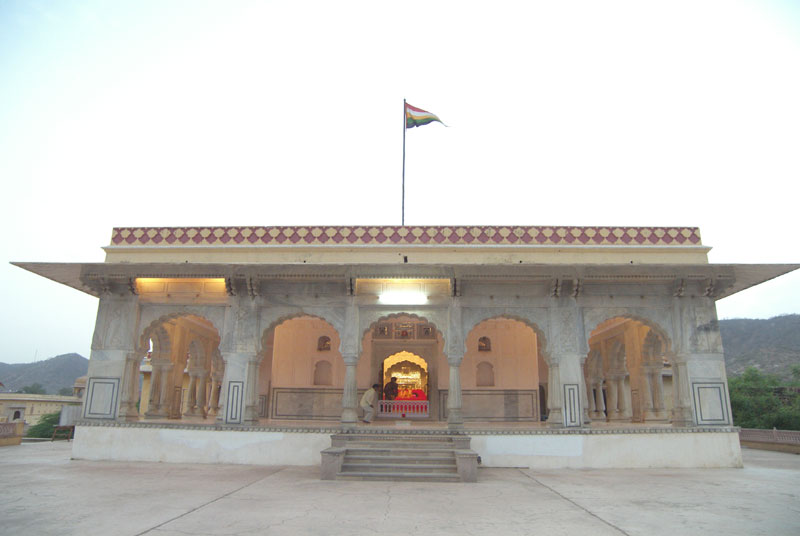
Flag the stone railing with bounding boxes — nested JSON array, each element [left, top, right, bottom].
[[378, 400, 429, 419], [739, 428, 800, 445]]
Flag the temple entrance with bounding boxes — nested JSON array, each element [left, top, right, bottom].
[[362, 314, 444, 422], [378, 351, 429, 419]]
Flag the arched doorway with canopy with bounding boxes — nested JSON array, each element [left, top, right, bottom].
[[379, 350, 430, 418], [360, 313, 445, 422]]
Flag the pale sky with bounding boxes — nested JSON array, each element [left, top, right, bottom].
[[1, 1, 799, 364]]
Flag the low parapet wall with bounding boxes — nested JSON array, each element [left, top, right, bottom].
[[72, 422, 742, 469], [0, 422, 24, 447], [739, 428, 800, 454]]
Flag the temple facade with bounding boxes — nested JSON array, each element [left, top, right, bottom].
[[15, 225, 797, 469]]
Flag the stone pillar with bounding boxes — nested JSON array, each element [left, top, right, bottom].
[[341, 356, 359, 428], [196, 371, 208, 418], [86, 296, 139, 422], [447, 360, 464, 430], [606, 374, 618, 419], [219, 298, 259, 425], [579, 358, 591, 425], [145, 360, 171, 418], [652, 370, 665, 412], [243, 358, 260, 424], [641, 367, 654, 414], [546, 362, 563, 427], [184, 372, 198, 416], [615, 376, 628, 417], [593, 380, 606, 420], [160, 362, 174, 416], [586, 378, 597, 414], [217, 352, 251, 424], [209, 374, 222, 415], [118, 353, 142, 421], [669, 353, 693, 427]]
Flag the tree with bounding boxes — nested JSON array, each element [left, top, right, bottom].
[[26, 411, 61, 438], [729, 367, 800, 430], [21, 383, 46, 394], [57, 387, 73, 396]]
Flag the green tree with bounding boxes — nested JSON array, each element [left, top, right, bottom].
[[26, 411, 61, 438], [21, 383, 46, 394], [57, 387, 73, 396], [729, 367, 800, 429]]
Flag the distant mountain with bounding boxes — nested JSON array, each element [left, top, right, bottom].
[[721, 315, 800, 381], [0, 353, 88, 394]]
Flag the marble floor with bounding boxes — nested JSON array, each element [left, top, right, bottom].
[[1, 442, 797, 536]]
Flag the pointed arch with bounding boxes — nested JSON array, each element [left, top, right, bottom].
[[464, 313, 551, 365], [583, 310, 674, 358]]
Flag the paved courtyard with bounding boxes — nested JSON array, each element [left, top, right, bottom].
[[1, 441, 798, 536]]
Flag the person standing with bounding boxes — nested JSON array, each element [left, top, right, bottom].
[[383, 377, 399, 400], [360, 383, 380, 423]]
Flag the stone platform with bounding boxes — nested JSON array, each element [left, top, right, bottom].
[[71, 420, 743, 469]]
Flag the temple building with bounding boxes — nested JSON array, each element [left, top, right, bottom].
[[14, 225, 798, 477]]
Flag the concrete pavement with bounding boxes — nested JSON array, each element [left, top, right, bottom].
[[1, 441, 798, 535]]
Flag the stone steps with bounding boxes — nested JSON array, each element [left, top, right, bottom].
[[321, 432, 478, 483], [336, 471, 462, 482]]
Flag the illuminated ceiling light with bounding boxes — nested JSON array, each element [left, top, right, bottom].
[[378, 291, 428, 305]]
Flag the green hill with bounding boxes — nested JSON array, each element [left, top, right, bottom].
[[720, 315, 800, 381]]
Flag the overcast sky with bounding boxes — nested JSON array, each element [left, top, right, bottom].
[[1, 1, 799, 365]]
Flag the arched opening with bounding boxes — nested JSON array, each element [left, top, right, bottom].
[[378, 351, 429, 418], [463, 317, 549, 422], [476, 362, 495, 387], [313, 360, 333, 386], [12, 410, 21, 421], [361, 314, 444, 421], [257, 315, 343, 421], [135, 314, 221, 421], [585, 317, 673, 424]]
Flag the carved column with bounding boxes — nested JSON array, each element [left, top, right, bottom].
[[209, 371, 223, 415], [669, 353, 693, 426], [593, 380, 606, 420], [118, 353, 142, 421], [184, 372, 198, 416], [615, 375, 628, 417], [243, 358, 260, 424], [341, 355, 359, 427], [219, 298, 259, 425], [88, 296, 139, 422], [586, 377, 596, 414], [652, 369, 665, 413], [196, 371, 208, 417], [546, 362, 563, 427], [447, 360, 464, 429], [146, 359, 169, 418], [641, 366, 654, 417], [161, 362, 175, 416], [606, 373, 618, 419]]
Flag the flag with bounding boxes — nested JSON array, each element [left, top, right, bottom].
[[405, 102, 445, 128]]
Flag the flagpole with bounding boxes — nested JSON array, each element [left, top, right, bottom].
[[402, 98, 406, 226]]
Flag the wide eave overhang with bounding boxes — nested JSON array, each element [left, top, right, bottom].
[[12, 261, 799, 301]]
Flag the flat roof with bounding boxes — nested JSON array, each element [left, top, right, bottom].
[[12, 261, 799, 301]]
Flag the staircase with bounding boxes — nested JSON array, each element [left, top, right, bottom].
[[321, 432, 478, 482]]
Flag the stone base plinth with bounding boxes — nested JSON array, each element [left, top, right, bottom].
[[71, 422, 742, 469]]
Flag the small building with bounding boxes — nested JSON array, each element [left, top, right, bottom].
[[0, 393, 82, 426], [13, 225, 798, 469]]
